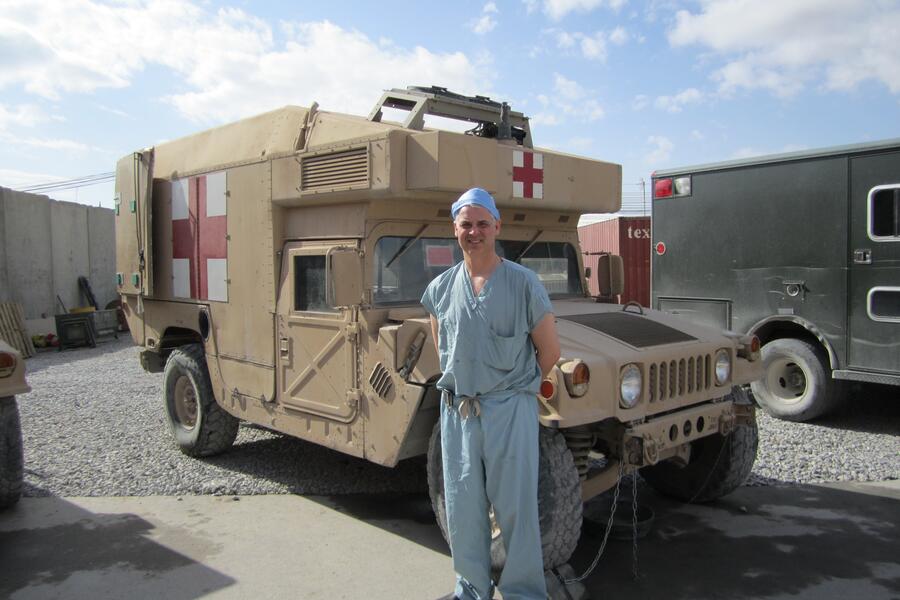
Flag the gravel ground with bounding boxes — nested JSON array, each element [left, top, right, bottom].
[[15, 338, 900, 498]]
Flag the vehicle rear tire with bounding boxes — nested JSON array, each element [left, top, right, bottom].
[[163, 344, 238, 457], [749, 338, 840, 422], [427, 421, 582, 572], [640, 397, 758, 503], [0, 396, 24, 510]]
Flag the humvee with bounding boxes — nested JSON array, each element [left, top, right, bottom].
[[115, 86, 762, 569], [0, 341, 28, 509]]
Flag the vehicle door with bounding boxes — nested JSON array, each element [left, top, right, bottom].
[[848, 150, 900, 373], [275, 240, 363, 422]]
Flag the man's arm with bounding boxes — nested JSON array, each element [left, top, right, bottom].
[[531, 312, 560, 379], [429, 315, 440, 356]]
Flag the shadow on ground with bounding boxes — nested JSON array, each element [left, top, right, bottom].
[[574, 482, 900, 600], [0, 496, 235, 599]]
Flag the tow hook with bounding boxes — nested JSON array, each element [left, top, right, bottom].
[[624, 436, 644, 467]]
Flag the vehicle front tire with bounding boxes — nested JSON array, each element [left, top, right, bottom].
[[0, 396, 23, 510], [163, 344, 239, 457], [749, 338, 840, 422], [640, 398, 758, 503], [427, 421, 583, 572]]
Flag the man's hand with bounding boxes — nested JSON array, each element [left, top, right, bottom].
[[531, 313, 560, 379]]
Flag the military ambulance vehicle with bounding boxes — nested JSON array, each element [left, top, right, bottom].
[[1, 341, 28, 509], [115, 86, 762, 570]]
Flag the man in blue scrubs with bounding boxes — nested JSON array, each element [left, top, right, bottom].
[[422, 188, 561, 600]]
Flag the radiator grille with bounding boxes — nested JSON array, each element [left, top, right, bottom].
[[368, 362, 393, 399], [300, 146, 369, 192], [648, 354, 711, 403]]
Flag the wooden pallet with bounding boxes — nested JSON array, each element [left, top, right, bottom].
[[0, 302, 35, 358]]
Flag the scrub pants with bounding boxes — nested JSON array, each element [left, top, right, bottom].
[[441, 391, 546, 600]]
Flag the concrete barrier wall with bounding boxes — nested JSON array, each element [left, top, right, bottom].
[[0, 187, 115, 333]]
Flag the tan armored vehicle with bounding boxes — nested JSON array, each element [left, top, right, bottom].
[[115, 86, 762, 569], [0, 341, 28, 509]]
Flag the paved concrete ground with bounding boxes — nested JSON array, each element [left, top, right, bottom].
[[1, 481, 898, 599]]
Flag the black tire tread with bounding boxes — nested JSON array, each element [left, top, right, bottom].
[[750, 338, 839, 422], [641, 413, 759, 503], [0, 396, 24, 510], [164, 344, 238, 457]]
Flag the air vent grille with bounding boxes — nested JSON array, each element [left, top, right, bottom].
[[301, 146, 369, 192], [369, 362, 393, 399]]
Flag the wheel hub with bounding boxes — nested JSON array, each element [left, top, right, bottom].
[[766, 357, 808, 404], [173, 375, 198, 429]]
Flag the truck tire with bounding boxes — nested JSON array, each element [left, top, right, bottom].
[[0, 396, 24, 510], [640, 409, 758, 503], [427, 421, 582, 572], [163, 344, 238, 457], [749, 338, 839, 422]]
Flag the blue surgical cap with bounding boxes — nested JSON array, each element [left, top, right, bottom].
[[451, 188, 500, 221]]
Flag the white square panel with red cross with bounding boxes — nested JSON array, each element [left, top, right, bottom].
[[512, 150, 543, 199], [171, 171, 228, 302]]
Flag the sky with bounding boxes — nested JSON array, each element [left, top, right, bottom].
[[2, 0, 899, 222]]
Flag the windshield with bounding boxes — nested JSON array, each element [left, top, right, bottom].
[[372, 236, 584, 305]]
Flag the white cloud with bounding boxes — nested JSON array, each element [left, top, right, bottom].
[[609, 26, 628, 45], [470, 3, 499, 34], [470, 14, 498, 34], [523, 0, 540, 14], [669, 0, 900, 96], [0, 104, 49, 129], [0, 131, 92, 152], [579, 32, 608, 61], [632, 94, 649, 110], [690, 129, 704, 140], [654, 87, 703, 112], [645, 135, 673, 164], [542, 0, 626, 20], [554, 74, 585, 100], [556, 30, 577, 48], [0, 2, 491, 124], [532, 74, 604, 125]]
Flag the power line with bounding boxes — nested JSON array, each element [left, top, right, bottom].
[[16, 172, 115, 194]]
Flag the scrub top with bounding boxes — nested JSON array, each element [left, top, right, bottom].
[[421, 259, 552, 398]]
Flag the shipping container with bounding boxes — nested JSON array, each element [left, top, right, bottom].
[[578, 216, 650, 306]]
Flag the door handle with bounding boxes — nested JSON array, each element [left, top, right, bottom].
[[280, 337, 290, 360], [853, 249, 872, 265]]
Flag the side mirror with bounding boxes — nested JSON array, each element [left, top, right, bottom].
[[597, 254, 624, 298], [328, 246, 363, 307]]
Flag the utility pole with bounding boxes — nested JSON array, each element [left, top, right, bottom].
[[639, 178, 646, 215]]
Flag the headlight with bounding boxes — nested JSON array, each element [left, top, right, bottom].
[[714, 349, 731, 385], [561, 360, 590, 397], [619, 364, 642, 408]]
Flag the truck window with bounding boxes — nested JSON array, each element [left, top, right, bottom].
[[869, 185, 900, 240], [372, 236, 583, 306], [294, 255, 334, 312]]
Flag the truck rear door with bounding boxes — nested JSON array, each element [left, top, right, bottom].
[[848, 149, 900, 373], [115, 151, 154, 296]]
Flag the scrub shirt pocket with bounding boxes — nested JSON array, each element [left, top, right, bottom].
[[483, 332, 523, 372]]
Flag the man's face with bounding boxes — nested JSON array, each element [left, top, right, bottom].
[[453, 204, 501, 257]]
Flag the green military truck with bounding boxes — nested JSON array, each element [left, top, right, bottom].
[[652, 139, 900, 422], [116, 86, 762, 570]]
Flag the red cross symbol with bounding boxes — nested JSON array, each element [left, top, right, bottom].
[[512, 150, 544, 199], [172, 173, 228, 301]]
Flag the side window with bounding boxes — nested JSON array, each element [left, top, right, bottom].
[[869, 185, 900, 240], [294, 255, 333, 312]]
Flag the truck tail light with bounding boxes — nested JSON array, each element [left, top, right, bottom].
[[654, 176, 691, 199], [0, 351, 16, 377], [654, 178, 673, 199]]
